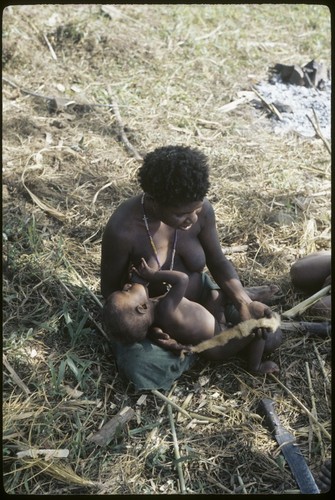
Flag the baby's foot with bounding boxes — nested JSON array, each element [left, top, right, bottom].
[[245, 284, 280, 304], [249, 360, 279, 374]]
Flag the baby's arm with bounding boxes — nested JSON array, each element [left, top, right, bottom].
[[148, 326, 191, 355], [134, 258, 189, 310]]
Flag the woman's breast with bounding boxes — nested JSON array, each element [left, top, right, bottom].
[[175, 233, 206, 273]]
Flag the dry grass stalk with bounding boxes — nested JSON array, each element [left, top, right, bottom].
[[305, 362, 323, 457], [22, 459, 97, 486], [3, 354, 31, 395], [270, 375, 331, 440], [167, 404, 187, 494]]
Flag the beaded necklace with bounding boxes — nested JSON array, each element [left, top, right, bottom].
[[141, 192, 177, 271]]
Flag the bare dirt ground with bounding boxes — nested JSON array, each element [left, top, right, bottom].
[[2, 4, 331, 495]]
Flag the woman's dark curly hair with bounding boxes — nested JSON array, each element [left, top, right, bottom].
[[138, 145, 210, 205]]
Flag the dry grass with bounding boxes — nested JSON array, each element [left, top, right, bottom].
[[2, 4, 331, 495]]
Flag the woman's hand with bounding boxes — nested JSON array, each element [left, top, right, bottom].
[[239, 301, 274, 339]]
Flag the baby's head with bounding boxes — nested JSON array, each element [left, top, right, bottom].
[[103, 283, 153, 344]]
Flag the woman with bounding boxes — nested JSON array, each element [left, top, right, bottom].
[[101, 145, 282, 390]]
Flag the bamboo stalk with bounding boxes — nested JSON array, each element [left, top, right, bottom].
[[270, 374, 331, 440], [167, 404, 187, 494], [282, 286, 331, 318]]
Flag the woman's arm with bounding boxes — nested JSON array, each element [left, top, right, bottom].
[[198, 200, 271, 320], [100, 219, 131, 299]]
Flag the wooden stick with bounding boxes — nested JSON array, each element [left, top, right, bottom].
[[270, 374, 331, 440], [3, 354, 31, 395], [88, 406, 135, 445], [167, 404, 187, 494], [282, 285, 331, 318], [221, 245, 248, 254], [281, 321, 331, 336]]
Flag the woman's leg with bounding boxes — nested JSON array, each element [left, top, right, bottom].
[[290, 251, 331, 293]]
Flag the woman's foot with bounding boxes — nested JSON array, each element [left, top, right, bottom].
[[245, 284, 280, 304]]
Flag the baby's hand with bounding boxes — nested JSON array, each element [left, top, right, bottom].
[[136, 257, 156, 280]]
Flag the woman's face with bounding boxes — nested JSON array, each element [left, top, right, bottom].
[[156, 200, 204, 230]]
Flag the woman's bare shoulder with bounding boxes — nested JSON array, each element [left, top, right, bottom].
[[106, 195, 141, 226], [199, 197, 215, 222]]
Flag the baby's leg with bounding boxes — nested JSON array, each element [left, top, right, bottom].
[[246, 327, 282, 374], [200, 326, 282, 374]]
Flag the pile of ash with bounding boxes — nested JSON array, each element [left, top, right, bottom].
[[253, 60, 331, 139]]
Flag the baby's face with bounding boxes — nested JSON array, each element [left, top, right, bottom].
[[118, 282, 150, 311]]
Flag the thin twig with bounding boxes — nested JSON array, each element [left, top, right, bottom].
[[306, 108, 331, 154], [252, 86, 283, 120], [2, 76, 115, 108], [270, 374, 331, 440], [43, 33, 57, 60], [107, 85, 143, 161], [167, 404, 187, 494]]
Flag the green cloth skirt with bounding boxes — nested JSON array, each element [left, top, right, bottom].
[[109, 273, 240, 391]]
